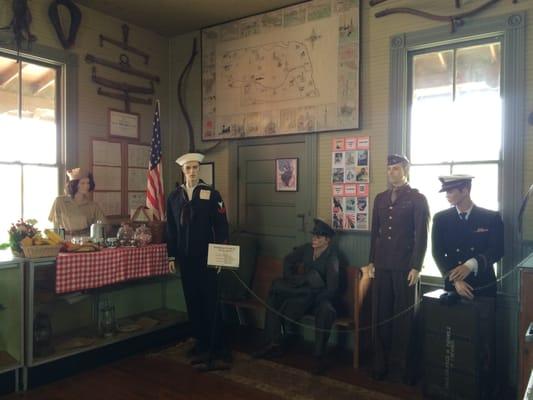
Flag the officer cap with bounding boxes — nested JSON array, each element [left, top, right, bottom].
[[387, 154, 410, 166], [176, 152, 204, 166], [310, 218, 335, 237], [438, 174, 474, 192]]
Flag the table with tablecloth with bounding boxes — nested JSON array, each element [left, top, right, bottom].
[[55, 244, 169, 294]]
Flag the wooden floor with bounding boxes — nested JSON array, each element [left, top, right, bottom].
[[3, 327, 422, 400], [4, 352, 421, 400], [5, 354, 282, 400]]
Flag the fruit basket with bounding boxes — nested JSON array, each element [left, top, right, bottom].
[[22, 245, 62, 259]]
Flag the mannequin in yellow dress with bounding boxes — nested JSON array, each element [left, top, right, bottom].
[[48, 168, 106, 237]]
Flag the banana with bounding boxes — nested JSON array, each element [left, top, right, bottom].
[[44, 229, 63, 244]]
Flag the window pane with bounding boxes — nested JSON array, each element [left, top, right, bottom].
[[410, 43, 501, 164], [454, 43, 501, 161], [23, 165, 58, 230], [0, 56, 21, 162], [0, 164, 22, 244], [20, 63, 57, 164], [411, 50, 453, 164]]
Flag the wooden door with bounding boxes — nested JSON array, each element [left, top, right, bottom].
[[236, 136, 315, 259]]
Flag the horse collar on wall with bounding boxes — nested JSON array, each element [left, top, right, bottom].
[[48, 0, 82, 50]]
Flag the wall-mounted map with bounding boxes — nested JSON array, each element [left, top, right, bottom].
[[202, 0, 360, 140]]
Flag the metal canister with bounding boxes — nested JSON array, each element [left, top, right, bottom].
[[90, 220, 105, 243]]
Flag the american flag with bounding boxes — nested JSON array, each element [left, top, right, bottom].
[[146, 100, 165, 220]]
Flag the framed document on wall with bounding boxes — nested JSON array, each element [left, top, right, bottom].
[[109, 109, 140, 139]]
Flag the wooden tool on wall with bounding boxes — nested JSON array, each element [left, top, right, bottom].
[[97, 88, 152, 112], [370, 0, 517, 33], [86, 24, 159, 112], [100, 24, 150, 65], [85, 53, 160, 83], [92, 67, 154, 94], [92, 66, 154, 112]]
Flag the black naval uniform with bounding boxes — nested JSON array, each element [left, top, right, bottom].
[[166, 181, 229, 355], [369, 184, 430, 377], [265, 244, 340, 357], [431, 205, 504, 297], [431, 205, 503, 397]]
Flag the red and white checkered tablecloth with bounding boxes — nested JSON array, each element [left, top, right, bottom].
[[55, 244, 169, 293]]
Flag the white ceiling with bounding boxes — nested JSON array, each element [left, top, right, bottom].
[[75, 0, 305, 37]]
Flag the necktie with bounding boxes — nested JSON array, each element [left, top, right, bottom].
[[391, 187, 398, 203], [459, 212, 467, 221]]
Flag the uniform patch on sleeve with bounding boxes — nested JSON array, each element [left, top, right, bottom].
[[218, 201, 226, 214], [200, 190, 211, 200]]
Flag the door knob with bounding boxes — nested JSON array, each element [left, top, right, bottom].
[[297, 213, 305, 232]]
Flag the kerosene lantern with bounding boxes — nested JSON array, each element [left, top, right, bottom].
[[98, 297, 116, 338]]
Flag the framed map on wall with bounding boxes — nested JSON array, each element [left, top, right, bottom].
[[201, 0, 360, 140]]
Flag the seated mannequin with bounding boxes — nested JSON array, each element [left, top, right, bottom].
[[48, 168, 106, 238], [254, 218, 340, 375]]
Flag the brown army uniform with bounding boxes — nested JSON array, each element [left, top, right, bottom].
[[369, 184, 429, 378]]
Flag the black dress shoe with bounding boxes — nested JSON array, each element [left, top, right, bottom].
[[194, 358, 232, 372], [190, 353, 210, 365], [252, 344, 283, 359], [371, 369, 387, 381], [186, 342, 207, 358], [311, 357, 327, 375], [402, 374, 417, 386]]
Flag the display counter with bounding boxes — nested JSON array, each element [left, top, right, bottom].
[[22, 244, 187, 390], [0, 252, 24, 392]]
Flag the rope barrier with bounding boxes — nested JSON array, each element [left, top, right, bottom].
[[228, 265, 517, 335]]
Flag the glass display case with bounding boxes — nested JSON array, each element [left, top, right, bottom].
[[23, 255, 187, 390], [0, 254, 24, 392]]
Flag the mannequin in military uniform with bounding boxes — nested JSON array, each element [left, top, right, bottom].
[[49, 168, 106, 238], [166, 153, 230, 367], [432, 175, 503, 298], [431, 175, 503, 398], [368, 155, 429, 383], [254, 219, 340, 375]]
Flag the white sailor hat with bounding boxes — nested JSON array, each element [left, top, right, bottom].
[[438, 174, 474, 192], [175, 152, 204, 166], [66, 167, 90, 181]]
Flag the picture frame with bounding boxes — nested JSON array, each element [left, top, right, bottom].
[[109, 109, 140, 139], [275, 158, 298, 192]]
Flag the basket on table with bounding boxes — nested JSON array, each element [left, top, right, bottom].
[[130, 206, 166, 244], [22, 245, 62, 259]]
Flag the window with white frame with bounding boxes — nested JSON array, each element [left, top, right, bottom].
[[407, 41, 502, 277], [0, 54, 62, 243]]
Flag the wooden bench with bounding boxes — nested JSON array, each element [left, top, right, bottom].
[[222, 255, 372, 368]]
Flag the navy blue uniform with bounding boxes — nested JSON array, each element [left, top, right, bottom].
[[431, 205, 504, 297], [167, 182, 229, 354]]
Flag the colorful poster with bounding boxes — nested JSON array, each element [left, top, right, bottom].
[[331, 136, 369, 231]]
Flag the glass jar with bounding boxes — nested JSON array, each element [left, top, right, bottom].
[[116, 223, 134, 246], [134, 224, 152, 247]]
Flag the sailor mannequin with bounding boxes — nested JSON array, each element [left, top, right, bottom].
[[166, 153, 230, 367]]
